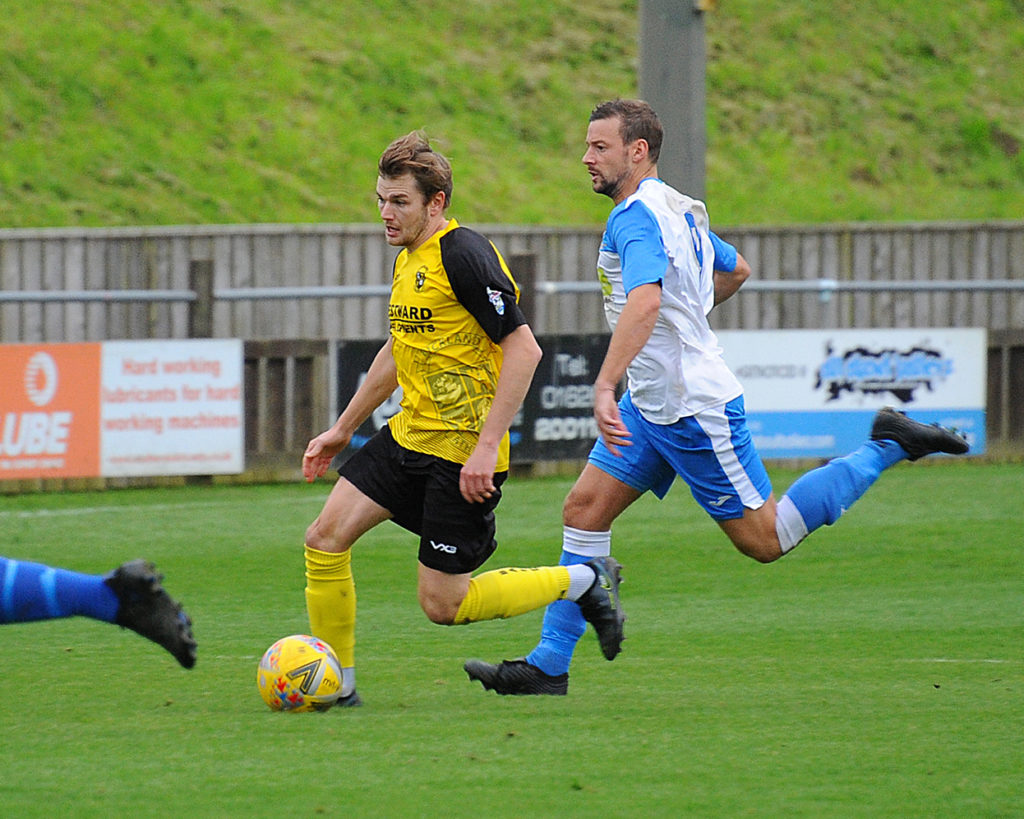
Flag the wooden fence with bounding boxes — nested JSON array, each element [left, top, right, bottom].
[[2, 220, 1022, 342], [1, 220, 1022, 480]]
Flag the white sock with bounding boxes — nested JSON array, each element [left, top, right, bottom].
[[341, 667, 356, 697], [563, 526, 611, 558], [565, 564, 598, 601], [775, 495, 809, 554]]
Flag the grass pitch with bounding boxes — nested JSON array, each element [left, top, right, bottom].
[[0, 461, 1020, 817]]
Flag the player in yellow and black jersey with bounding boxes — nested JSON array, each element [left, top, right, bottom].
[[387, 217, 523, 470], [298, 132, 625, 706]]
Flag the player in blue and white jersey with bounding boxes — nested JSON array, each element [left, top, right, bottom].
[[465, 99, 969, 696]]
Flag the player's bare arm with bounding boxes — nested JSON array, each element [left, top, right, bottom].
[[593, 282, 661, 456], [459, 324, 542, 503], [713, 251, 751, 306], [303, 338, 399, 482]]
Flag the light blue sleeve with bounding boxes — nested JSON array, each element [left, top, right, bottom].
[[608, 202, 668, 293], [709, 231, 737, 272]]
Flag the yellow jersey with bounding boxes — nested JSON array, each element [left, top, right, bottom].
[[387, 219, 526, 471]]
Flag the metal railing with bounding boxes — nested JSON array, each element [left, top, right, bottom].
[[5, 278, 1024, 303], [539, 278, 1024, 295], [0, 289, 197, 303]]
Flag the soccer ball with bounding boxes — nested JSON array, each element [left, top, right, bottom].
[[256, 634, 343, 712]]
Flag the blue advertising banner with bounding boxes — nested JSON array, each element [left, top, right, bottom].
[[717, 328, 986, 458]]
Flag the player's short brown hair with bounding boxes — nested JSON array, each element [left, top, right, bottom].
[[378, 131, 453, 208], [590, 99, 663, 163]]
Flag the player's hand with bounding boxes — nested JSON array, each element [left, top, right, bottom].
[[460, 442, 499, 504], [594, 389, 631, 457], [302, 428, 350, 482]]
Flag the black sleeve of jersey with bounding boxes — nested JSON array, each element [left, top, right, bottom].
[[439, 227, 528, 344]]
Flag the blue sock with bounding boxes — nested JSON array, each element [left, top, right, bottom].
[[783, 440, 904, 532], [0, 558, 120, 624], [526, 550, 590, 677]]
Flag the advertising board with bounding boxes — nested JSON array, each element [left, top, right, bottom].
[[0, 339, 244, 479]]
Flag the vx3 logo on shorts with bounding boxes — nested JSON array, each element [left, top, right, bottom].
[[430, 540, 458, 554], [708, 495, 731, 508]]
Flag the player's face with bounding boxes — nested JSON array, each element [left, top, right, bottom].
[[376, 174, 442, 251], [582, 117, 634, 202]]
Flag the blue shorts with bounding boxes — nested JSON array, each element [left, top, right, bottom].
[[588, 393, 773, 520]]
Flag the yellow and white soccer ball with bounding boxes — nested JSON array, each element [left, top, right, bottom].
[[256, 634, 343, 712]]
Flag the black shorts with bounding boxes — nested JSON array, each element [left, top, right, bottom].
[[338, 425, 507, 575]]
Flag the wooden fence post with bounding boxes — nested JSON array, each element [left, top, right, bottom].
[[189, 259, 213, 338], [508, 252, 537, 328]]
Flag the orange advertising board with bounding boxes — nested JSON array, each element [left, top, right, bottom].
[[0, 343, 102, 479]]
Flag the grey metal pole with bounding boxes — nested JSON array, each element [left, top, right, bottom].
[[639, 0, 707, 199]]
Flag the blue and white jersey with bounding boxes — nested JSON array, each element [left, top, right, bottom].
[[597, 177, 743, 423]]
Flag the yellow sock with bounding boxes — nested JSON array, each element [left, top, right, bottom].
[[453, 566, 570, 624], [304, 545, 356, 668]]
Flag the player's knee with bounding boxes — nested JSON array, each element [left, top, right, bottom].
[[418, 591, 458, 625], [561, 492, 581, 525], [304, 518, 329, 552], [734, 538, 783, 564], [725, 524, 783, 562], [305, 513, 354, 554], [562, 486, 596, 527], [720, 508, 783, 564]]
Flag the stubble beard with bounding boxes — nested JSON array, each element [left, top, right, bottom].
[[594, 176, 623, 201], [389, 207, 431, 249]]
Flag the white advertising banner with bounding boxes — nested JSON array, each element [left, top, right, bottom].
[[99, 339, 245, 476], [717, 328, 986, 458]]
